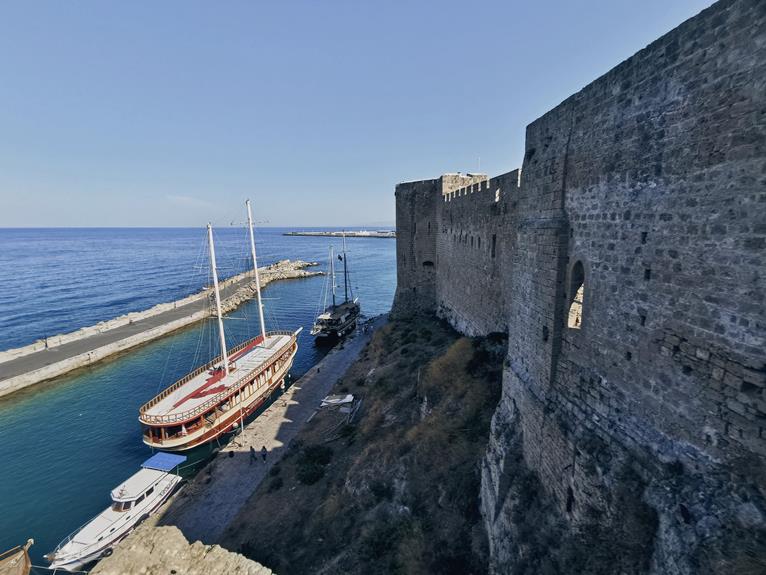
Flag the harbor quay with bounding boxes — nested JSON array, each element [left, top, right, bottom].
[[90, 316, 385, 574], [0, 260, 321, 399], [159, 316, 383, 543]]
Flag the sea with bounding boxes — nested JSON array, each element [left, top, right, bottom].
[[0, 227, 396, 566]]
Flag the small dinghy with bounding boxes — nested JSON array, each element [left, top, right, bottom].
[[45, 453, 186, 572]]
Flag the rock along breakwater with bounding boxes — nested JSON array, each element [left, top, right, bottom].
[[0, 260, 321, 399]]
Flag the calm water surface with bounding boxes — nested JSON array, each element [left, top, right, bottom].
[[0, 227, 395, 564]]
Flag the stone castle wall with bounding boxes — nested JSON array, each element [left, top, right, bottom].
[[394, 171, 517, 335], [435, 170, 518, 335], [394, 0, 766, 572]]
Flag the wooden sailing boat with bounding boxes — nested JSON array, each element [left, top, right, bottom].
[[0, 540, 32, 575], [138, 201, 300, 451], [311, 233, 360, 340]]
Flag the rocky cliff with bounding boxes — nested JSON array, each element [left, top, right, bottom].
[[91, 525, 272, 575]]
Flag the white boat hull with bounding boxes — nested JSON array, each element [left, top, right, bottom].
[[47, 474, 181, 572]]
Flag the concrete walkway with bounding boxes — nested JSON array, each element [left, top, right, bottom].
[[159, 316, 385, 545], [0, 262, 319, 398]]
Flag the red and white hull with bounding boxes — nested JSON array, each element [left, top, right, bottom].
[[139, 330, 298, 452]]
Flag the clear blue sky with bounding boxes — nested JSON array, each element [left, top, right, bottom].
[[0, 0, 714, 227]]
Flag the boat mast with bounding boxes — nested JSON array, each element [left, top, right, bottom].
[[207, 223, 229, 376], [342, 231, 349, 303], [246, 199, 267, 341], [330, 245, 336, 308]]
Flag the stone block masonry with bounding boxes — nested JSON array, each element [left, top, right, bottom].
[[394, 0, 766, 572], [394, 171, 513, 335]]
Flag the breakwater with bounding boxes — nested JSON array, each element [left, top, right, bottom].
[[0, 260, 320, 398], [284, 230, 395, 238]]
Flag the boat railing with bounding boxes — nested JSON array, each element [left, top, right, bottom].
[[48, 514, 95, 557], [139, 331, 297, 425]]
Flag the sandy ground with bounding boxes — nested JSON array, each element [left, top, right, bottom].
[[158, 315, 385, 545]]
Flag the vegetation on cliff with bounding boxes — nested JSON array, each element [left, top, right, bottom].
[[221, 317, 505, 574]]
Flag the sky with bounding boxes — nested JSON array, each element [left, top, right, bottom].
[[0, 0, 715, 228]]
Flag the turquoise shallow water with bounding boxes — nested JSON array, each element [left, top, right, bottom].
[[0, 227, 395, 565]]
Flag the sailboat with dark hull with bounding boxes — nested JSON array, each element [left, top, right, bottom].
[[311, 234, 360, 341]]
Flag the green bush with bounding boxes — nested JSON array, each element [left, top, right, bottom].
[[302, 444, 333, 465], [296, 462, 325, 485], [370, 480, 394, 502], [339, 424, 356, 439], [268, 476, 283, 492], [296, 444, 334, 485]]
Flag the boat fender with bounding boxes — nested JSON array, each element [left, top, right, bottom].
[[101, 548, 114, 558]]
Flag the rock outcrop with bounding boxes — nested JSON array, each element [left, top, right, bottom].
[[91, 525, 272, 575], [220, 259, 322, 314]]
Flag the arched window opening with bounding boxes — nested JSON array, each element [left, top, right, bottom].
[[567, 261, 585, 329]]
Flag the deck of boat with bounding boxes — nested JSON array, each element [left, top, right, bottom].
[[143, 333, 292, 419]]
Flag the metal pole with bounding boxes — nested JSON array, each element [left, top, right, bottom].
[[342, 231, 348, 303], [246, 199, 267, 341], [330, 245, 336, 307], [207, 223, 229, 376]]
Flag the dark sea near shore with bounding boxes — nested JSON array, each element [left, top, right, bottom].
[[0, 227, 395, 564]]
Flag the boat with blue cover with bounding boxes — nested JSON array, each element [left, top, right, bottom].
[[45, 453, 186, 572]]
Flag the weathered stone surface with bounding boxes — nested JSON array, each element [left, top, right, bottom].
[[91, 525, 272, 575], [394, 0, 766, 572]]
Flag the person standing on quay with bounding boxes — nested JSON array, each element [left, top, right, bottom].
[[250, 446, 257, 465], [261, 446, 267, 462]]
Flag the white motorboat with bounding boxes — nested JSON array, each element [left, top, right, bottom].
[[45, 453, 186, 572]]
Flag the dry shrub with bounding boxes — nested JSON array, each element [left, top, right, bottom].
[[224, 318, 504, 575]]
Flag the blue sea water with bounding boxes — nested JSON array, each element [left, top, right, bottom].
[[0, 227, 396, 565]]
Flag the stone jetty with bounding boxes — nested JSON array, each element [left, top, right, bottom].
[[0, 260, 321, 398], [284, 229, 395, 238]]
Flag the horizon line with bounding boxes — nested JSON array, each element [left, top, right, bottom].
[[0, 224, 396, 230]]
